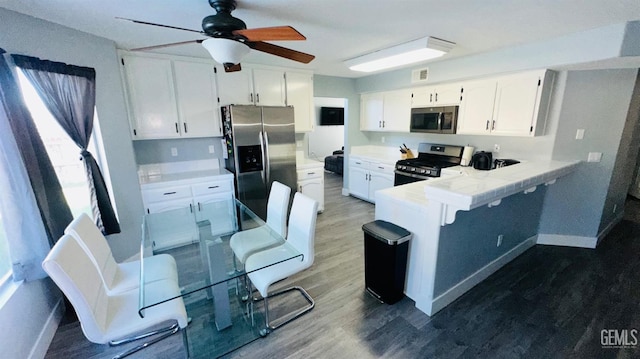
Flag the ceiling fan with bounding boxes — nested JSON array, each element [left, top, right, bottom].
[[118, 0, 315, 72]]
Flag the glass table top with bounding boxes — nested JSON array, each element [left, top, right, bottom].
[[138, 197, 301, 358]]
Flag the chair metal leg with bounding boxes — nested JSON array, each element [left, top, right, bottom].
[[110, 322, 181, 359], [260, 286, 315, 336]]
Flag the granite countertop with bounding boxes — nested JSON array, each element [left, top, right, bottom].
[[297, 157, 324, 170]]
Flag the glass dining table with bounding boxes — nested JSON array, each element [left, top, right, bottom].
[[138, 197, 301, 358]]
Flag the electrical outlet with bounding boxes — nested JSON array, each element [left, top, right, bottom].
[[208, 145, 215, 154], [587, 152, 602, 162], [171, 147, 178, 157], [494, 144, 500, 152], [381, 136, 386, 143], [576, 129, 585, 140], [497, 234, 503, 247]]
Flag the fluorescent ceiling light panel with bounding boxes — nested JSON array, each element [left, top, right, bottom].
[[345, 37, 455, 73]]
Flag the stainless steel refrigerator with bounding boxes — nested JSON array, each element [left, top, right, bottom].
[[222, 105, 297, 220]]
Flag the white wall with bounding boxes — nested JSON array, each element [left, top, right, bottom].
[[308, 97, 345, 159], [0, 8, 142, 357]]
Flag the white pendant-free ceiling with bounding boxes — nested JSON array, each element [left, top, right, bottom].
[[2, 0, 640, 77]]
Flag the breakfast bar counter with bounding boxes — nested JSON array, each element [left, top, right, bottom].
[[375, 160, 580, 316]]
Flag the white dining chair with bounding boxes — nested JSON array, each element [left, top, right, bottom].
[[245, 192, 318, 334], [230, 181, 291, 265], [65, 213, 178, 294], [43, 234, 189, 359]]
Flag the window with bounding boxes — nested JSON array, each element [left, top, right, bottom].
[[17, 71, 97, 219]]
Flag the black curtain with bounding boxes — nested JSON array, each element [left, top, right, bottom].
[[0, 49, 74, 245], [12, 54, 120, 234]]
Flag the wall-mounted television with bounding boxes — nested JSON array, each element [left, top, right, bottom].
[[319, 107, 344, 126]]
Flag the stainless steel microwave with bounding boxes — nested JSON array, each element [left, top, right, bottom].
[[410, 106, 458, 134]]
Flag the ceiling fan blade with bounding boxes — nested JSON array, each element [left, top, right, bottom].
[[233, 26, 306, 42], [116, 17, 204, 34], [247, 41, 315, 64], [224, 63, 242, 72], [131, 39, 204, 52]]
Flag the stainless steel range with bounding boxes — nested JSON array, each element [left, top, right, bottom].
[[394, 143, 464, 186]]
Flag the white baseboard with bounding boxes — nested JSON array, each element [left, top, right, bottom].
[[29, 297, 64, 359], [341, 188, 350, 196], [429, 236, 537, 316], [536, 233, 598, 248]]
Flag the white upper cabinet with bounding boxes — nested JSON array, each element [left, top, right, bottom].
[[360, 92, 384, 131], [382, 89, 412, 132], [360, 90, 411, 132], [121, 53, 222, 139], [411, 83, 463, 107], [122, 55, 181, 139], [285, 71, 315, 132], [173, 61, 222, 137], [216, 68, 254, 105], [458, 69, 554, 137], [491, 70, 552, 136], [217, 66, 285, 106], [457, 78, 498, 135], [252, 68, 286, 106]]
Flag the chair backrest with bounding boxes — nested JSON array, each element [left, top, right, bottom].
[[64, 213, 119, 290], [266, 181, 291, 238], [42, 234, 109, 343], [286, 192, 318, 267]]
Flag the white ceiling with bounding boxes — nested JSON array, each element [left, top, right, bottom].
[[2, 0, 640, 78]]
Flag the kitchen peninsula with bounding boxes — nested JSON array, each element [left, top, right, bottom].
[[375, 160, 580, 316]]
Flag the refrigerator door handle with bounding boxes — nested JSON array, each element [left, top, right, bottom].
[[258, 131, 267, 184], [263, 130, 271, 184]]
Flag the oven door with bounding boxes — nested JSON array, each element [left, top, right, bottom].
[[394, 171, 431, 186]]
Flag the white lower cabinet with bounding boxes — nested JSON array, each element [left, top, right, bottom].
[[297, 165, 324, 213], [349, 157, 395, 203], [141, 175, 236, 251]]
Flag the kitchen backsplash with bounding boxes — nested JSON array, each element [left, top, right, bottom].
[[133, 137, 223, 165]]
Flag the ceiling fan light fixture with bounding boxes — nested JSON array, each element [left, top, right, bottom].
[[344, 36, 455, 73], [202, 38, 250, 65]]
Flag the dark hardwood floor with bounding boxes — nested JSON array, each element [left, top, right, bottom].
[[45, 174, 640, 358]]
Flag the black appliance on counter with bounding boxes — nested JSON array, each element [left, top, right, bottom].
[[471, 151, 493, 170], [394, 143, 464, 186]]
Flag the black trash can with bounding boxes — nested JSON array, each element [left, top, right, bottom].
[[362, 220, 412, 304]]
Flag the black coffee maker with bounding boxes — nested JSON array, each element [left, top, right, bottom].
[[471, 151, 493, 170]]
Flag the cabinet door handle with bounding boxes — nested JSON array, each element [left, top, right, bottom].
[[430, 93, 433, 102], [356, 161, 362, 165], [163, 191, 177, 195], [378, 166, 384, 169], [250, 93, 253, 103], [256, 93, 260, 103], [208, 185, 219, 189], [175, 123, 179, 133], [486, 120, 490, 130], [435, 93, 438, 102], [379, 121, 381, 128], [382, 120, 385, 128], [189, 203, 193, 213], [183, 122, 188, 133], [198, 202, 202, 211], [307, 172, 315, 175], [492, 120, 496, 131]]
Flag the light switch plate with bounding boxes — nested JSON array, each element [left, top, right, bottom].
[[576, 129, 585, 140], [208, 145, 215, 154], [171, 147, 178, 157], [587, 152, 602, 162]]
